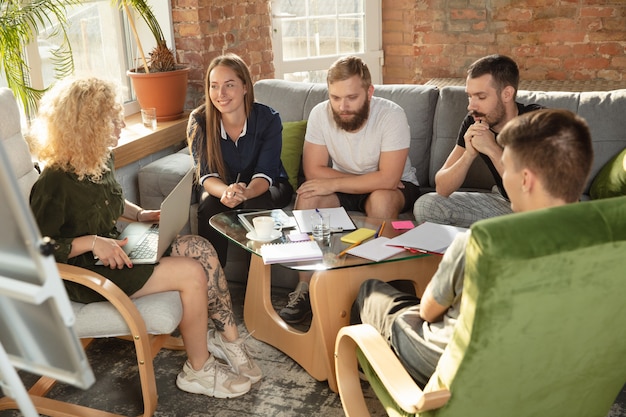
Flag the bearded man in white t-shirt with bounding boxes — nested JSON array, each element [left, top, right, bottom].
[[279, 55, 420, 324]]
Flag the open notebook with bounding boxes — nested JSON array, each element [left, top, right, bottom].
[[384, 221, 468, 254], [346, 237, 406, 261]]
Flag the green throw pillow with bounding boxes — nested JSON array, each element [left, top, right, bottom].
[[590, 147, 626, 199], [280, 120, 307, 190]]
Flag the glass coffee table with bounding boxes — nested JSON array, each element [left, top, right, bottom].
[[210, 209, 442, 393]]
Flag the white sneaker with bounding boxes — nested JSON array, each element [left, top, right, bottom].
[[176, 355, 251, 398], [207, 329, 263, 384]]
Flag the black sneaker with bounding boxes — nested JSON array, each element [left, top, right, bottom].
[[279, 281, 312, 324]]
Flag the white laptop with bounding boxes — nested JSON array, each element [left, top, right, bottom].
[[98, 168, 194, 265]]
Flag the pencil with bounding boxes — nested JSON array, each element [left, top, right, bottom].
[[339, 240, 363, 257], [378, 221, 386, 237]]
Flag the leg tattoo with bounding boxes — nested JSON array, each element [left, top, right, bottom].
[[170, 235, 236, 330]]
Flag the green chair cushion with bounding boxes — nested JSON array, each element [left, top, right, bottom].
[[280, 120, 307, 190], [424, 196, 626, 417], [359, 197, 626, 417], [590, 147, 626, 199]]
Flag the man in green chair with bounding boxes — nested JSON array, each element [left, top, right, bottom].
[[351, 108, 594, 387]]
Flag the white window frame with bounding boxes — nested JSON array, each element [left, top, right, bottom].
[[271, 0, 383, 84]]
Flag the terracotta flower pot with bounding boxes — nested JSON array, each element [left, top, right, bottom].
[[127, 66, 189, 121]]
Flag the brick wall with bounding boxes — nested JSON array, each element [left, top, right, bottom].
[[383, 0, 626, 84], [171, 0, 274, 110], [172, 0, 625, 105]]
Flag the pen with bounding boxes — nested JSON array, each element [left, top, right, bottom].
[[339, 240, 363, 257], [387, 245, 428, 254], [315, 208, 324, 219], [231, 173, 241, 197]]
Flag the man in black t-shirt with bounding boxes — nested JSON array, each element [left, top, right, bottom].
[[413, 54, 543, 227]]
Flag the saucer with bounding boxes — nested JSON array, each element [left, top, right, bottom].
[[246, 230, 282, 242]]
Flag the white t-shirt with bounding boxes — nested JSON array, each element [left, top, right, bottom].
[[305, 96, 419, 185]]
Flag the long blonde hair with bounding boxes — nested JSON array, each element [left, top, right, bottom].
[[188, 53, 254, 180], [29, 77, 124, 181]]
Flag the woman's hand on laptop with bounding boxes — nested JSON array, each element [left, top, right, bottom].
[[137, 209, 160, 223], [93, 236, 133, 269]]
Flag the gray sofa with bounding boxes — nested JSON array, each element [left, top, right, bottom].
[[138, 80, 626, 284]]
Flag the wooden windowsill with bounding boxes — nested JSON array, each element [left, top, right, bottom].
[[113, 112, 189, 168]]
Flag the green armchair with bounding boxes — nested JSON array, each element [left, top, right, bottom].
[[335, 195, 626, 417]]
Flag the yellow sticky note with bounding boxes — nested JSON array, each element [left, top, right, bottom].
[[340, 228, 376, 244]]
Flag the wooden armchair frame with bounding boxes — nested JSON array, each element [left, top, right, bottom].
[[335, 324, 450, 417], [0, 264, 184, 417]]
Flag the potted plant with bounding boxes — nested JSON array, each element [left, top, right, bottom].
[[1, 0, 188, 122], [113, 0, 189, 121], [0, 0, 79, 119]]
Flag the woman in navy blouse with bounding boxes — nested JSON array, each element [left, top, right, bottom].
[[188, 54, 293, 266]]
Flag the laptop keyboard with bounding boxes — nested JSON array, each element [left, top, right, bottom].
[[128, 224, 159, 259]]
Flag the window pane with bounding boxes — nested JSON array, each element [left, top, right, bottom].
[[282, 19, 309, 60], [316, 18, 337, 57], [279, 0, 306, 17], [284, 70, 328, 83], [36, 2, 131, 101], [338, 17, 362, 54], [337, 0, 362, 14], [272, 0, 381, 83], [278, 0, 364, 61]]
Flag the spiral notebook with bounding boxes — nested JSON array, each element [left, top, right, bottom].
[[259, 240, 323, 265]]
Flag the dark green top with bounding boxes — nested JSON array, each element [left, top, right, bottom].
[[29, 158, 154, 303]]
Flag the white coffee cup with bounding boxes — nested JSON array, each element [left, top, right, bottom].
[[252, 216, 282, 239]]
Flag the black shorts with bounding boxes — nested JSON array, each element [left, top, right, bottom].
[[336, 181, 420, 213]]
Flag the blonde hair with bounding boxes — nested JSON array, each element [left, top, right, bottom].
[[327, 55, 372, 90], [30, 77, 124, 181]]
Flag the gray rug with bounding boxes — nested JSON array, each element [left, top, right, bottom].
[[0, 282, 384, 417], [2, 280, 625, 416]]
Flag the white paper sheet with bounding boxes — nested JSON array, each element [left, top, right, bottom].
[[292, 207, 356, 233]]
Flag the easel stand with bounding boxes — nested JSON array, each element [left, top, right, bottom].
[[0, 143, 94, 416], [0, 342, 39, 417]]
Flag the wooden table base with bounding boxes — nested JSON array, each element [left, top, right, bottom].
[[243, 254, 442, 392]]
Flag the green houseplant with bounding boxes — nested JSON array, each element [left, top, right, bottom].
[[113, 0, 189, 121], [1, 0, 188, 121], [0, 0, 80, 119]]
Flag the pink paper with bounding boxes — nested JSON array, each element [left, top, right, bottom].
[[392, 220, 415, 230]]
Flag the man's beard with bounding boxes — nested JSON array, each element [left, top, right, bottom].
[[332, 98, 370, 132], [471, 96, 506, 127]]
